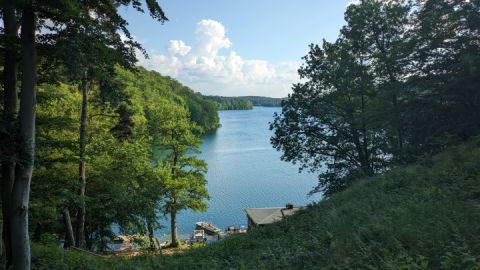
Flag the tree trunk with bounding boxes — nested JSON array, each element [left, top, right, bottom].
[[75, 73, 88, 249], [1, 164, 14, 269], [10, 5, 36, 270], [1, 0, 18, 267], [170, 211, 178, 247], [62, 208, 75, 248], [375, 36, 404, 162], [359, 60, 372, 176], [170, 149, 179, 247], [392, 92, 403, 162], [0, 220, 3, 258], [360, 94, 370, 172], [147, 219, 156, 251]]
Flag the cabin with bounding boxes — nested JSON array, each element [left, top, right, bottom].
[[245, 203, 302, 230]]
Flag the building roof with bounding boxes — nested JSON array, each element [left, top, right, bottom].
[[245, 207, 302, 225]]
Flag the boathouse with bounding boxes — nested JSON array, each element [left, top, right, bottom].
[[245, 204, 302, 229]]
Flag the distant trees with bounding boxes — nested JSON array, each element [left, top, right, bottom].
[[204, 95, 254, 110], [203, 95, 287, 110], [271, 0, 480, 196], [243, 96, 285, 107]]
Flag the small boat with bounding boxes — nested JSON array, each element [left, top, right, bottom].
[[191, 229, 206, 243], [196, 221, 222, 235]]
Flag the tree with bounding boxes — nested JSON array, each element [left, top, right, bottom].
[[2, 0, 167, 267], [10, 3, 37, 269], [47, 2, 166, 248], [342, 0, 413, 162], [271, 38, 387, 196], [0, 0, 19, 267], [150, 101, 209, 247], [30, 81, 164, 252], [404, 0, 480, 152], [271, 0, 480, 197], [27, 64, 218, 253]]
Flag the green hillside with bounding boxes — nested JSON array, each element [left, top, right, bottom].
[[115, 67, 219, 132], [203, 95, 254, 110], [27, 139, 480, 269], [242, 96, 285, 107], [202, 95, 286, 110]]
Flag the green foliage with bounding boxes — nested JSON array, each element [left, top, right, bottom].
[[203, 95, 285, 110], [271, 0, 480, 196], [25, 140, 480, 269], [242, 96, 285, 107], [29, 65, 212, 251], [149, 100, 210, 243], [114, 67, 220, 133], [203, 95, 254, 110]]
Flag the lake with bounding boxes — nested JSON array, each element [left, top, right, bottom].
[[156, 107, 321, 240]]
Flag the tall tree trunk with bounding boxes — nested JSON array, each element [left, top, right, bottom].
[[10, 5, 36, 270], [170, 211, 178, 247], [75, 73, 88, 249], [170, 149, 179, 247], [359, 57, 372, 176], [1, 0, 18, 267], [1, 166, 14, 268], [375, 36, 404, 162], [391, 92, 403, 162], [62, 208, 75, 248], [360, 93, 372, 176]]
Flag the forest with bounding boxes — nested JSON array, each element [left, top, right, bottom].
[[30, 66, 214, 252], [0, 1, 214, 269]]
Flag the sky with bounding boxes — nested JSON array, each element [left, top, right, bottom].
[[119, 1, 356, 97]]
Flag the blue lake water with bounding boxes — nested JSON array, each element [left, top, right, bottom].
[[156, 107, 321, 240]]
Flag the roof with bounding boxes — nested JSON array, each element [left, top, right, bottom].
[[245, 207, 302, 225]]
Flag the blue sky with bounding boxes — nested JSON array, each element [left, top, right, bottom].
[[120, 1, 355, 97]]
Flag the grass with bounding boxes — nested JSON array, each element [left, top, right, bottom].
[[5, 140, 480, 269]]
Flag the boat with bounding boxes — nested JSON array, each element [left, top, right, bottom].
[[191, 229, 206, 243], [195, 221, 222, 235]]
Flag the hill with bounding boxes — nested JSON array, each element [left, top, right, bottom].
[[203, 95, 253, 110], [242, 96, 285, 107], [27, 140, 480, 269], [203, 95, 286, 110], [115, 67, 220, 132]]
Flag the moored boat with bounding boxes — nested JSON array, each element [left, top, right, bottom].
[[196, 221, 222, 235]]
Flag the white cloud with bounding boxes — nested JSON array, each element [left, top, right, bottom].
[[194, 19, 232, 60], [137, 19, 300, 97], [168, 40, 191, 56]]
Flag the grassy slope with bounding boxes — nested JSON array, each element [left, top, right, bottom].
[[26, 140, 480, 269]]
